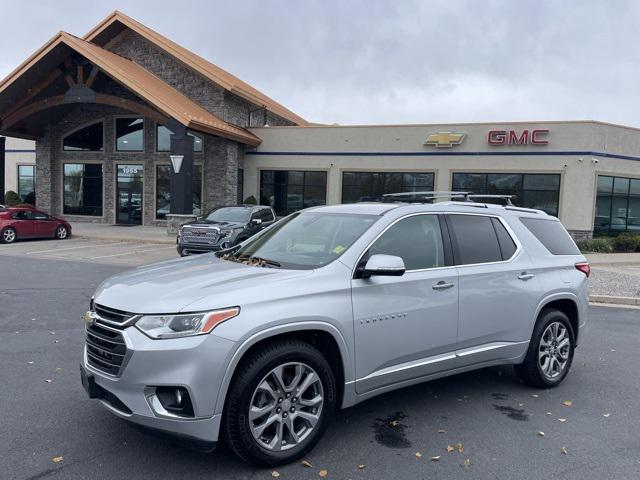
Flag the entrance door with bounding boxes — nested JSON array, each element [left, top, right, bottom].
[[116, 164, 144, 225]]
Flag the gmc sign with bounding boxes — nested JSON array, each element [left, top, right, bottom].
[[488, 129, 549, 145]]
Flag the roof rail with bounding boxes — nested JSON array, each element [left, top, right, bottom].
[[381, 191, 470, 203], [465, 194, 515, 206]]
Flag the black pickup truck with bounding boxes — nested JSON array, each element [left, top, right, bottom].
[[176, 205, 276, 256]]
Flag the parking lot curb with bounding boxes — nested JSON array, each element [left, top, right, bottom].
[[589, 294, 640, 306], [73, 234, 176, 246]]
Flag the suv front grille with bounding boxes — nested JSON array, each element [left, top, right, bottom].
[[86, 322, 127, 376], [182, 227, 220, 245], [94, 303, 135, 325]]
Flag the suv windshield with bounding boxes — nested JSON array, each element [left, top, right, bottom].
[[206, 207, 251, 223], [228, 212, 379, 269]]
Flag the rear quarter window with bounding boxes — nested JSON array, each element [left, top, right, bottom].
[[519, 217, 580, 255]]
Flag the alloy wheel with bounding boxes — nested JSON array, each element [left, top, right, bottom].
[[3, 229, 15, 243], [56, 226, 68, 239], [538, 321, 571, 379], [249, 362, 324, 451]]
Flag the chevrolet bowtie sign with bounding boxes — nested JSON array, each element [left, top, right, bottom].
[[424, 132, 466, 148]]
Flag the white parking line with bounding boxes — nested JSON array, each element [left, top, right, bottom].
[[25, 242, 134, 255], [89, 245, 175, 259]]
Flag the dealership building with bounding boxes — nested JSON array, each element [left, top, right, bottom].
[[0, 11, 638, 238]]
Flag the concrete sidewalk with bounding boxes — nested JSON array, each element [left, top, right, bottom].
[[70, 222, 175, 245], [585, 252, 640, 265]]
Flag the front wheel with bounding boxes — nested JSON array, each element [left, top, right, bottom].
[[55, 225, 69, 240], [1, 227, 17, 244], [223, 340, 337, 467], [515, 308, 575, 388]]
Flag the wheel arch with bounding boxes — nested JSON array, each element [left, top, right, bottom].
[[215, 322, 354, 415], [533, 293, 581, 345]]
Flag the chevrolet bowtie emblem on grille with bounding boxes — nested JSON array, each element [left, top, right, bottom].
[[83, 311, 96, 327], [424, 132, 466, 148]]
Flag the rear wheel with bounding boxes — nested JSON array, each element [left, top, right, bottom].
[[223, 340, 337, 467], [1, 227, 17, 244], [55, 225, 69, 240], [515, 308, 575, 388]]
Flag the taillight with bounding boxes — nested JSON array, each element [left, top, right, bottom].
[[575, 262, 590, 277]]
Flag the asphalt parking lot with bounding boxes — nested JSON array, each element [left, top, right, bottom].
[[0, 237, 177, 266], [1, 255, 639, 480]]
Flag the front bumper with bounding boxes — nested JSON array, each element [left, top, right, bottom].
[[82, 325, 236, 443]]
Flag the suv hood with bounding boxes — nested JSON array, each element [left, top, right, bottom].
[[182, 220, 245, 229], [93, 254, 312, 314]]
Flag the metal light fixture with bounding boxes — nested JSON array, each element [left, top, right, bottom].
[[169, 155, 184, 174]]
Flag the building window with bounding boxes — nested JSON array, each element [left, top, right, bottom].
[[156, 125, 204, 152], [63, 122, 103, 151], [17, 165, 36, 203], [237, 168, 244, 205], [342, 172, 434, 203], [155, 165, 203, 219], [594, 175, 640, 235], [452, 173, 561, 216], [116, 118, 144, 151], [260, 170, 327, 216], [63, 163, 103, 216]]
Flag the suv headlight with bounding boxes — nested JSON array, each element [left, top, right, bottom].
[[220, 229, 233, 238], [135, 307, 240, 339]]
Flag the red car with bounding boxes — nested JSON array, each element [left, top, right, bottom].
[[0, 206, 72, 243]]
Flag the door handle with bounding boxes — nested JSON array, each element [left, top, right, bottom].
[[518, 272, 535, 281], [432, 281, 455, 290]]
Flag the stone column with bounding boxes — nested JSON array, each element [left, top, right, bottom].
[[35, 127, 55, 214], [0, 136, 5, 204]]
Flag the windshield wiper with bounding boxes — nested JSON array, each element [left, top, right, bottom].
[[220, 252, 281, 268], [249, 256, 281, 268]]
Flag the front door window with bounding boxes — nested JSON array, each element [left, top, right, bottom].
[[116, 164, 144, 225]]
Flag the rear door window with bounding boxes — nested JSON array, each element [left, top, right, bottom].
[[519, 217, 580, 255], [447, 214, 503, 265]]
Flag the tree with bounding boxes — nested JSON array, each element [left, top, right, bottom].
[[4, 191, 21, 206]]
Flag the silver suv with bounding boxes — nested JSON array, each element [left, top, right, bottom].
[[80, 196, 589, 466]]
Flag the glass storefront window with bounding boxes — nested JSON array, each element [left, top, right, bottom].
[[155, 165, 203, 219], [595, 175, 640, 235], [156, 125, 204, 152], [17, 165, 36, 203], [452, 172, 561, 216], [116, 118, 144, 151], [63, 163, 103, 216], [63, 122, 104, 151], [260, 170, 327, 216], [341, 171, 434, 203]]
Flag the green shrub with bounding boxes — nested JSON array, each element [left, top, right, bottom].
[[4, 190, 21, 206], [576, 237, 614, 253], [613, 232, 640, 252], [243, 195, 257, 205]]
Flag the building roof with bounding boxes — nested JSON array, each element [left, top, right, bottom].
[[0, 31, 261, 145], [84, 11, 307, 126]]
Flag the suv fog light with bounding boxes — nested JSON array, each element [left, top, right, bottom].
[[149, 386, 195, 418], [221, 241, 231, 249]]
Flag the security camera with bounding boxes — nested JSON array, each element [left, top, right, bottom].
[[592, 158, 599, 164]]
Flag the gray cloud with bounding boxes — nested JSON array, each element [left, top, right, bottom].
[[1, 0, 638, 126]]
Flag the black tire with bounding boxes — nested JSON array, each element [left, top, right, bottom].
[[54, 225, 69, 240], [222, 339, 337, 467], [177, 247, 187, 257], [1, 227, 17, 244], [515, 308, 575, 388]]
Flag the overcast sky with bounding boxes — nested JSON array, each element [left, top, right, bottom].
[[0, 0, 638, 126]]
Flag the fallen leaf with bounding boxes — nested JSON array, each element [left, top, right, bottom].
[[446, 445, 455, 453], [52, 456, 63, 463], [390, 420, 398, 427], [27, 361, 34, 365], [437, 429, 446, 434], [54, 340, 59, 344], [430, 455, 441, 461], [415, 452, 423, 458], [45, 379, 53, 383], [319, 469, 328, 477], [456, 443, 464, 453], [301, 460, 313, 468], [561, 447, 568, 455], [563, 400, 573, 407], [531, 394, 539, 398], [271, 471, 280, 478], [462, 458, 471, 468], [49, 332, 55, 335], [358, 464, 365, 470], [546, 412, 553, 415], [55, 368, 62, 372], [558, 418, 567, 422], [518, 403, 524, 407], [611, 349, 616, 352], [603, 413, 610, 418], [538, 431, 545, 437]]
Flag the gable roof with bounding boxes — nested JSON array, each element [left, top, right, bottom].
[[0, 32, 261, 145], [85, 11, 307, 126]]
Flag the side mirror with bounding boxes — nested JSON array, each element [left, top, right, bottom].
[[362, 254, 406, 277], [251, 218, 262, 225]]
